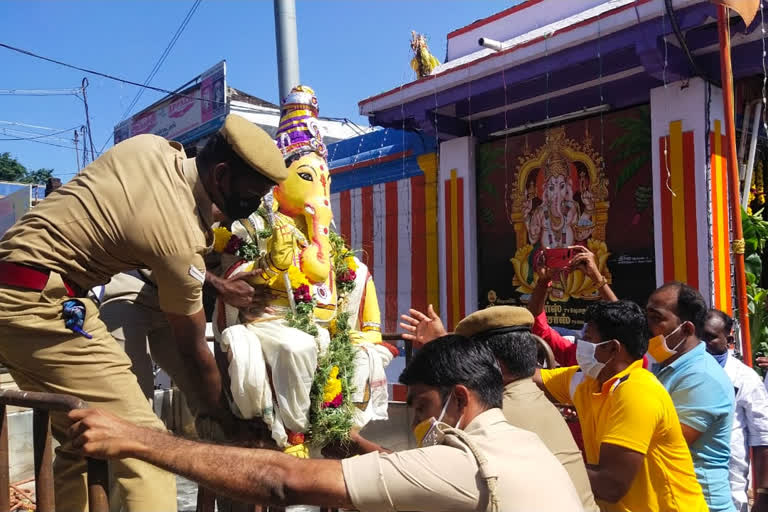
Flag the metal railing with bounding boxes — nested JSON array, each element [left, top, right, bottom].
[[0, 389, 108, 512]]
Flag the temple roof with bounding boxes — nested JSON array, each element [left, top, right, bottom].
[[359, 0, 765, 142]]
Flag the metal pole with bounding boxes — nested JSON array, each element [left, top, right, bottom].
[[74, 129, 81, 173], [743, 101, 763, 209], [717, 6, 752, 366], [273, 0, 300, 102], [0, 405, 9, 512], [33, 408, 55, 512], [81, 78, 96, 162]]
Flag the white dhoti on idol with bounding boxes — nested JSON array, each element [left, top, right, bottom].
[[213, 257, 392, 449]]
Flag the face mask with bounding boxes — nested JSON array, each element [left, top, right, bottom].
[[646, 324, 685, 365], [216, 168, 267, 221], [576, 339, 614, 379], [711, 351, 728, 367], [412, 393, 460, 447], [220, 190, 261, 221]]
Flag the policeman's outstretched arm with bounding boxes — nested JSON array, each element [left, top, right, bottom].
[[68, 408, 353, 509], [149, 253, 228, 419], [165, 309, 226, 416]]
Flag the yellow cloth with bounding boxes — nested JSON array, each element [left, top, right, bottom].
[[284, 442, 310, 458], [541, 361, 708, 512]]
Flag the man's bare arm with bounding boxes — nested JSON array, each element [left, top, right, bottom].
[[752, 446, 768, 511], [680, 424, 703, 447], [569, 246, 618, 302], [165, 309, 226, 417], [69, 409, 353, 508], [586, 443, 644, 503], [528, 267, 552, 317]]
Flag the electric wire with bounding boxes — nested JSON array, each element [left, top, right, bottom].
[[1, 126, 78, 143], [0, 88, 81, 96], [0, 137, 76, 150], [119, 0, 202, 122], [0, 42, 226, 106], [0, 120, 74, 132], [0, 125, 80, 141], [100, 0, 201, 155]]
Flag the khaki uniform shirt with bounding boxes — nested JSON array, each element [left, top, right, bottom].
[[0, 134, 213, 315], [341, 408, 583, 512], [503, 378, 597, 512]]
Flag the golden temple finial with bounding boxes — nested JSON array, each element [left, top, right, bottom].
[[410, 31, 441, 79]]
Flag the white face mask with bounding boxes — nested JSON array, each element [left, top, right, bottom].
[[576, 339, 615, 379]]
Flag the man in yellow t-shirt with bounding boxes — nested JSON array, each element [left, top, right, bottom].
[[535, 300, 707, 512]]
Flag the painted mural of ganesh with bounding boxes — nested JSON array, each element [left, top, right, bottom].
[[525, 154, 579, 248], [510, 127, 612, 301], [212, 86, 394, 456]]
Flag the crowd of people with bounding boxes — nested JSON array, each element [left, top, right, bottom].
[[400, 253, 768, 512], [1, 114, 767, 511]]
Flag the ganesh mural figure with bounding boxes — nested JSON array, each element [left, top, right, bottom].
[[212, 86, 394, 456], [509, 127, 612, 301], [525, 154, 579, 248]]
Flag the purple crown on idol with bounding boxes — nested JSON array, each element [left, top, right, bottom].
[[274, 85, 327, 160]]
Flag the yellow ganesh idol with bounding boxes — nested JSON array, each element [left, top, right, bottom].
[[212, 86, 394, 456]]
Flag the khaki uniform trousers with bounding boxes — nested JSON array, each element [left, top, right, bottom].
[[0, 272, 177, 512]]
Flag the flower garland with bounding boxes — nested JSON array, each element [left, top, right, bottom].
[[285, 265, 318, 337], [306, 230, 359, 447], [212, 226, 261, 261]]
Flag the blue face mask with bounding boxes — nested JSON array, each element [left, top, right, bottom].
[[711, 351, 728, 367]]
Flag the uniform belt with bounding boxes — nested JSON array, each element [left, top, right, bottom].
[[0, 261, 80, 297]]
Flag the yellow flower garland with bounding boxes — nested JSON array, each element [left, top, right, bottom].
[[322, 366, 342, 403], [213, 226, 233, 253], [287, 265, 310, 289]]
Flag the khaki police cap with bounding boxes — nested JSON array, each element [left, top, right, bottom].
[[455, 306, 534, 338], [219, 114, 289, 183]]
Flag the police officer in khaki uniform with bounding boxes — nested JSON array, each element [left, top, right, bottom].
[[0, 114, 287, 511], [67, 334, 584, 511], [455, 307, 598, 512]]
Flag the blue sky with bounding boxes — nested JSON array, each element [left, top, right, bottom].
[[1, 1, 520, 182]]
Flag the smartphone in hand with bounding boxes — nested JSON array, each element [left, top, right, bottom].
[[542, 248, 574, 270]]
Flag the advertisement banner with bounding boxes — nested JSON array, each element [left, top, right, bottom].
[[476, 106, 655, 327], [114, 61, 227, 145], [0, 186, 31, 236]]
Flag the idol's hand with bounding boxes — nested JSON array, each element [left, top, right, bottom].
[[400, 304, 446, 347]]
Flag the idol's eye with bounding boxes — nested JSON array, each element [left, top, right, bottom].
[[298, 172, 313, 182]]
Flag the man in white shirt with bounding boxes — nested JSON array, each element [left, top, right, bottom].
[[704, 309, 768, 512]]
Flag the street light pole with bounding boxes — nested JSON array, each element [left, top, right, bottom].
[[273, 0, 300, 103]]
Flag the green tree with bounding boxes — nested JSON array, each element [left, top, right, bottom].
[[0, 152, 29, 182], [21, 168, 54, 184], [0, 152, 54, 184]]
